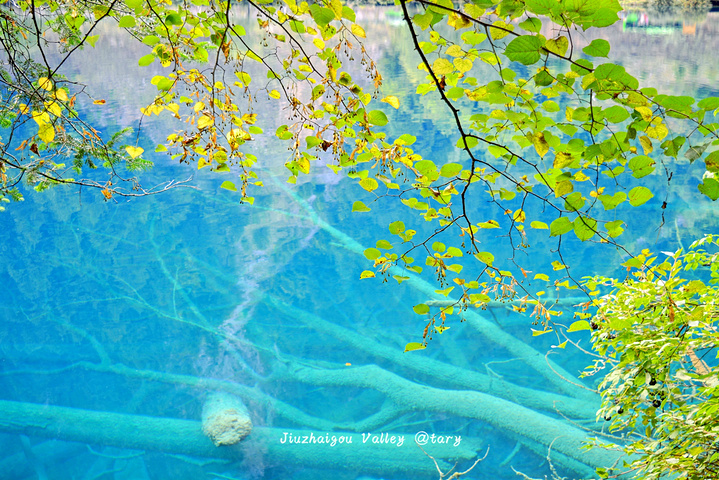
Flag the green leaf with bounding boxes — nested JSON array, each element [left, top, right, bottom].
[[359, 177, 379, 192], [142, 35, 160, 46], [698, 97, 719, 110], [404, 342, 427, 352], [220, 180, 237, 192], [478, 220, 500, 229], [413, 304, 430, 315], [598, 192, 626, 210], [413, 11, 434, 30], [396, 134, 416, 145], [364, 247, 381, 260], [368, 110, 388, 126], [165, 13, 182, 26], [603, 105, 629, 123], [628, 155, 655, 178], [705, 151, 719, 172], [309, 4, 335, 27], [352, 201, 371, 212], [573, 217, 597, 241], [698, 177, 719, 201], [567, 320, 591, 332], [530, 221, 548, 229], [376, 239, 393, 249], [439, 162, 463, 177], [505, 35, 545, 65], [628, 186, 653, 206], [86, 35, 99, 47], [518, 17, 542, 33], [118, 15, 136, 28], [475, 251, 494, 266], [138, 54, 155, 67], [389, 220, 405, 234], [582, 39, 610, 57], [550, 217, 573, 237], [446, 87, 464, 101], [605, 219, 625, 238]]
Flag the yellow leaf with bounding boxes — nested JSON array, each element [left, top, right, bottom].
[[446, 45, 464, 57], [313, 38, 325, 49], [635, 106, 653, 122], [646, 123, 668, 140], [198, 157, 211, 169], [360, 270, 375, 279], [18, 103, 29, 115], [32, 111, 50, 125], [38, 77, 53, 91], [432, 58, 455, 75], [490, 20, 511, 40], [297, 156, 310, 174], [197, 115, 214, 129], [269, 89, 281, 99], [46, 101, 62, 117], [553, 152, 573, 169], [330, 0, 343, 19], [359, 177, 378, 192], [242, 113, 257, 124], [38, 123, 55, 143], [381, 96, 400, 109], [512, 209, 526, 223], [166, 103, 180, 116], [125, 146, 144, 159], [639, 135, 653, 155], [350, 24, 366, 38], [55, 89, 68, 101], [194, 101, 205, 113], [531, 328, 553, 336], [531, 132, 549, 158]]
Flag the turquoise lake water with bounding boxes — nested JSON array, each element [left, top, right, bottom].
[[0, 4, 718, 480]]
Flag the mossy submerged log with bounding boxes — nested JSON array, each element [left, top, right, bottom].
[[0, 399, 484, 477], [266, 295, 598, 420]]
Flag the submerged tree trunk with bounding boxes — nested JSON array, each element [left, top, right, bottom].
[[0, 400, 484, 477]]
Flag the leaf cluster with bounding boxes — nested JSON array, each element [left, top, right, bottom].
[[583, 236, 719, 479]]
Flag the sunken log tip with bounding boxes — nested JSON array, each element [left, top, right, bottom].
[[201, 392, 253, 446]]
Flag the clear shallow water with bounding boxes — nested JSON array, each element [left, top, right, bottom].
[[0, 5, 718, 480]]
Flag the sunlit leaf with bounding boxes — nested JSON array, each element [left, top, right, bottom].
[[404, 342, 427, 352], [352, 201, 371, 212], [628, 186, 653, 206], [125, 146, 144, 159], [220, 181, 237, 192], [583, 39, 610, 57], [381, 96, 400, 109], [413, 303, 430, 315], [350, 23, 366, 38]]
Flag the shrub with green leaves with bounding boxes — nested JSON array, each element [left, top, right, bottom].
[[583, 236, 719, 479]]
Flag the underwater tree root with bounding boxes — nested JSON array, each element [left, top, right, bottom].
[[0, 400, 477, 477]]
